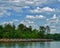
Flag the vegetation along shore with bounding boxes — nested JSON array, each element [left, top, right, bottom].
[[0, 23, 60, 42]]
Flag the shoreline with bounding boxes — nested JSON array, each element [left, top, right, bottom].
[[0, 39, 53, 42]]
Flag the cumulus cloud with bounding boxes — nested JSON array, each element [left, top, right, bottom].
[[46, 19, 49, 21], [0, 6, 23, 17], [2, 19, 19, 25], [12, 19, 19, 22], [0, 7, 11, 16], [20, 20, 39, 29], [45, 15, 60, 29], [0, 0, 47, 7], [46, 14, 60, 33], [20, 20, 35, 27], [2, 21, 13, 25], [0, 0, 59, 7], [36, 15, 45, 19], [52, 14, 57, 19], [26, 15, 35, 19], [0, 0, 20, 2], [30, 7, 55, 13], [30, 7, 41, 13], [12, 7, 22, 12], [22, 6, 30, 8], [20, 20, 34, 24], [42, 7, 55, 12], [50, 29, 56, 34], [25, 20, 34, 24], [50, 14, 58, 23], [0, 0, 59, 17], [26, 15, 45, 19], [47, 14, 58, 24]]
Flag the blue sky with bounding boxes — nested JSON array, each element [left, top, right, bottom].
[[0, 0, 60, 33]]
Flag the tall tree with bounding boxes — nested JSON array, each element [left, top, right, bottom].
[[3, 24, 15, 38], [18, 24, 26, 31], [0, 25, 3, 38], [46, 26, 50, 34], [38, 26, 46, 38]]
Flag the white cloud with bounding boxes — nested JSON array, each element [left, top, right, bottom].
[[11, 0, 20, 2], [0, 7, 11, 17], [12, 7, 22, 12], [46, 14, 60, 33], [25, 20, 34, 24], [50, 26, 56, 28], [13, 19, 19, 22], [30, 7, 41, 13], [0, 0, 59, 17], [42, 7, 55, 12], [0, 6, 22, 17], [26, 15, 45, 19], [22, 6, 30, 8], [46, 19, 49, 21], [20, 20, 39, 29], [26, 15, 35, 19], [20, 20, 35, 27], [50, 29, 56, 34], [47, 14, 58, 24], [20, 20, 34, 24], [52, 14, 57, 19], [49, 14, 58, 23], [0, 0, 59, 8], [0, 0, 20, 2], [30, 7, 55, 13], [25, 1, 34, 5], [36, 15, 45, 19], [0, 0, 46, 6], [2, 19, 19, 25], [2, 21, 13, 25]]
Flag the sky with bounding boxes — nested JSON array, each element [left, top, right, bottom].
[[0, 0, 60, 33]]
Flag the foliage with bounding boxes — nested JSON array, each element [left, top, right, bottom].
[[0, 23, 60, 40]]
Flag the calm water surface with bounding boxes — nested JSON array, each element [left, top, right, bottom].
[[0, 41, 60, 48]]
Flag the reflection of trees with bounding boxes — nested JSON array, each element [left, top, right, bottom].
[[0, 42, 51, 48], [0, 43, 16, 48], [40, 42, 50, 48], [45, 42, 50, 48], [40, 42, 45, 48], [16, 42, 33, 48]]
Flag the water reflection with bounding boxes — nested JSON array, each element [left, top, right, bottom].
[[0, 42, 60, 48]]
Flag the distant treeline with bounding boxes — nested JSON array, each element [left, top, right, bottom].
[[0, 23, 60, 40]]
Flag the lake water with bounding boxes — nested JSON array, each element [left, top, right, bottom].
[[0, 41, 60, 48]]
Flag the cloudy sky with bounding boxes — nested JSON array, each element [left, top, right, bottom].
[[0, 0, 60, 33]]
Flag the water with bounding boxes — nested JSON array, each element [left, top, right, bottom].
[[0, 41, 60, 48]]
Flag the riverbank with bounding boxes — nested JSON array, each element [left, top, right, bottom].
[[0, 39, 53, 42]]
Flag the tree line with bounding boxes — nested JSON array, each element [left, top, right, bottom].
[[0, 23, 60, 40]]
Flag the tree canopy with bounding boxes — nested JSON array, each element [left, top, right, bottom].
[[0, 23, 60, 40]]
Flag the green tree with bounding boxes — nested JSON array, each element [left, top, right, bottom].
[[31, 29, 38, 38], [38, 26, 46, 38], [3, 24, 15, 38], [28, 26, 32, 32], [0, 25, 3, 38], [46, 26, 50, 34], [18, 24, 26, 31]]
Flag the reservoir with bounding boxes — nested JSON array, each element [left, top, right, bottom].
[[0, 41, 60, 48]]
